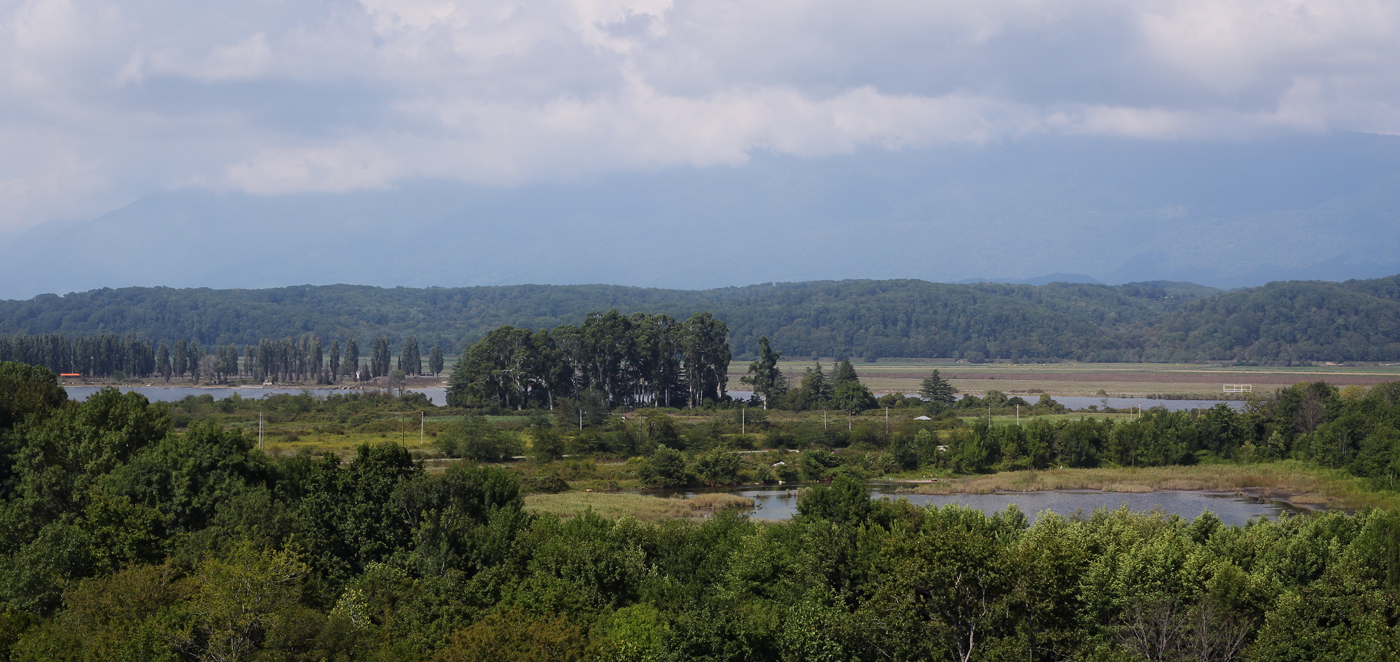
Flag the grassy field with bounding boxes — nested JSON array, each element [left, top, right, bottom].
[[729, 359, 1400, 398], [524, 492, 754, 520], [896, 461, 1400, 511]]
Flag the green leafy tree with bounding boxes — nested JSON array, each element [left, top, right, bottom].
[[341, 338, 358, 380], [692, 449, 741, 486], [740, 336, 787, 409], [639, 446, 688, 487], [0, 362, 66, 432], [173, 340, 188, 379], [834, 380, 876, 414], [436, 416, 521, 462], [428, 344, 444, 376], [328, 339, 340, 382]]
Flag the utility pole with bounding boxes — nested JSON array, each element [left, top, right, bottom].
[[578, 409, 583, 431], [258, 412, 263, 450], [1016, 404, 1019, 425], [420, 411, 424, 446], [885, 406, 889, 436], [742, 406, 746, 435]]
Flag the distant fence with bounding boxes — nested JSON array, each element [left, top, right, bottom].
[[1223, 384, 1253, 393]]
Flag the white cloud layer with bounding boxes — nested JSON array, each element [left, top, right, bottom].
[[2, 0, 1399, 229]]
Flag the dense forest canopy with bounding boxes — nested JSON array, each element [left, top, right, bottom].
[[1, 274, 1399, 362], [5, 362, 1400, 658]]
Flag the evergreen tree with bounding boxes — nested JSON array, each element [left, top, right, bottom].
[[831, 359, 860, 388], [919, 369, 958, 414], [801, 362, 833, 401]]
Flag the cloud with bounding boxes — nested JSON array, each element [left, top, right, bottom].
[[1, 0, 1399, 230]]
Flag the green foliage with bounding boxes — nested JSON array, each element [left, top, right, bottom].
[[0, 363, 65, 432], [12, 375, 1400, 660], [639, 445, 689, 488], [740, 336, 786, 409], [449, 310, 730, 410], [9, 275, 1400, 365], [919, 369, 957, 414], [692, 449, 742, 486], [435, 416, 522, 462]]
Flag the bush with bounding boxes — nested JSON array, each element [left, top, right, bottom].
[[520, 472, 570, 494], [692, 449, 742, 486], [436, 416, 521, 462], [638, 446, 688, 488]]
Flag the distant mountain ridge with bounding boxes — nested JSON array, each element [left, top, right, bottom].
[[2, 133, 1400, 299], [0, 275, 1397, 363]]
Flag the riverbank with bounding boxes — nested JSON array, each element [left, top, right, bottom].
[[896, 461, 1399, 511]]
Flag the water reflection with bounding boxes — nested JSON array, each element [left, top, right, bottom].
[[654, 484, 1308, 526]]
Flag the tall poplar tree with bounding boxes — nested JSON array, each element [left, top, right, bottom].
[[400, 337, 421, 376], [157, 343, 172, 383], [428, 344, 444, 376], [329, 339, 341, 382], [173, 340, 188, 379], [343, 339, 359, 380]]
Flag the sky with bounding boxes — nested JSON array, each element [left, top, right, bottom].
[[2, 0, 1400, 295]]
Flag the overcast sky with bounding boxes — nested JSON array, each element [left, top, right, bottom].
[[2, 0, 1399, 238]]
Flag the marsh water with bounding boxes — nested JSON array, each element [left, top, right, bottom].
[[67, 386, 1233, 414], [63, 385, 450, 406], [653, 484, 1309, 526]]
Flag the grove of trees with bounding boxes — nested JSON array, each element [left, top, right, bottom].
[[447, 310, 732, 410]]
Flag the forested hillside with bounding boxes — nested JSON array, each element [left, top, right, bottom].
[[0, 275, 1397, 363]]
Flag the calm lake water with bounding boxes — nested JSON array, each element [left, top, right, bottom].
[[64, 386, 450, 406], [657, 485, 1307, 526]]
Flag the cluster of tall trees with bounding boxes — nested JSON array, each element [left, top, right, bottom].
[[0, 333, 157, 378], [0, 332, 446, 383], [759, 357, 879, 413], [448, 310, 731, 409]]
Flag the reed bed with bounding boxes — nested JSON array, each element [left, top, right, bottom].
[[524, 492, 755, 521], [905, 461, 1400, 511]]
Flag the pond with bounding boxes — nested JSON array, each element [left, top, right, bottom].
[[64, 386, 450, 406], [652, 484, 1311, 526]]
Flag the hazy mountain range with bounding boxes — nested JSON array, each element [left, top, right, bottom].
[[1, 133, 1398, 301]]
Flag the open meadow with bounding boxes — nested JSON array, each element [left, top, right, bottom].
[[731, 359, 1400, 398]]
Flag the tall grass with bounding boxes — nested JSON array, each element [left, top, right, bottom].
[[524, 492, 754, 521], [907, 461, 1400, 511]]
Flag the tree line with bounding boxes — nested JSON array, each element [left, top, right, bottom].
[[5, 274, 1400, 365], [447, 310, 732, 410], [0, 332, 446, 382]]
